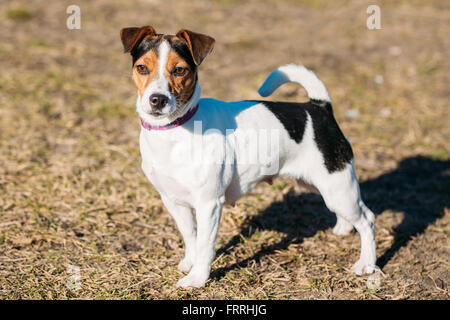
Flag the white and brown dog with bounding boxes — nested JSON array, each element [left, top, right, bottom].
[[120, 26, 378, 288]]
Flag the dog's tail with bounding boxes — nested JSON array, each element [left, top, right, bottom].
[[258, 64, 330, 103]]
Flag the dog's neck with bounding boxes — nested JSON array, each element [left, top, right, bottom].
[[138, 83, 201, 128]]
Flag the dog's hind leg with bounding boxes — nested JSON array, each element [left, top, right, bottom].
[[296, 178, 353, 236], [349, 200, 378, 275], [312, 163, 378, 275]]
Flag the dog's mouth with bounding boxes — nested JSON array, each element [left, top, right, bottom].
[[148, 111, 165, 117]]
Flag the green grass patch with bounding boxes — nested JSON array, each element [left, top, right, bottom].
[[419, 65, 439, 75], [6, 8, 32, 20], [95, 103, 134, 119], [27, 40, 50, 48], [431, 148, 448, 161]]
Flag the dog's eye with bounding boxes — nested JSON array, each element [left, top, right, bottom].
[[136, 64, 149, 75], [172, 67, 187, 76]]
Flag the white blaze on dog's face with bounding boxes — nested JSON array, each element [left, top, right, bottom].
[[120, 26, 215, 123]]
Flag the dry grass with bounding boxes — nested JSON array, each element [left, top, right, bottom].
[[0, 0, 448, 299]]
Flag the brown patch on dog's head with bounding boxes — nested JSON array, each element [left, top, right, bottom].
[[164, 31, 215, 105], [165, 47, 197, 106], [132, 49, 159, 98]]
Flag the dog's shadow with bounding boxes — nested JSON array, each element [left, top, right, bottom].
[[212, 155, 449, 279]]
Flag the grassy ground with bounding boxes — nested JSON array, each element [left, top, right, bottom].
[[0, 0, 448, 299]]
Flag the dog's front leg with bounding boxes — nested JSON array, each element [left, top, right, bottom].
[[160, 195, 197, 273], [176, 199, 223, 288]]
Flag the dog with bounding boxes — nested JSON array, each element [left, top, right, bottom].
[[120, 26, 378, 288]]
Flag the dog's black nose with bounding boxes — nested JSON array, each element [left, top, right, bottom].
[[149, 94, 168, 110]]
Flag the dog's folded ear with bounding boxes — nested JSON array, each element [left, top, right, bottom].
[[120, 26, 156, 53], [176, 29, 215, 66]]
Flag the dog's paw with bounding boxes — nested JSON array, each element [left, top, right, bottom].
[[351, 259, 379, 275], [332, 219, 354, 236], [177, 258, 193, 273], [176, 268, 209, 288]]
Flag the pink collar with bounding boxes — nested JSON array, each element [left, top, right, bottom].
[[140, 103, 199, 131]]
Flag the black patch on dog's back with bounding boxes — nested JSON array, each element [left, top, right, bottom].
[[259, 101, 308, 144], [255, 100, 353, 173]]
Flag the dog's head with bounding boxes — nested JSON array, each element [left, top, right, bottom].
[[120, 26, 215, 124]]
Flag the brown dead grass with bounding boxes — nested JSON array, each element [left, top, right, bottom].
[[0, 0, 448, 299]]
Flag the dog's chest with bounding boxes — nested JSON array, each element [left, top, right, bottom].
[[143, 165, 192, 205], [139, 129, 195, 203]]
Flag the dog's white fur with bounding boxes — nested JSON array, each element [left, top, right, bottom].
[[137, 49, 377, 288], [258, 64, 331, 102]]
